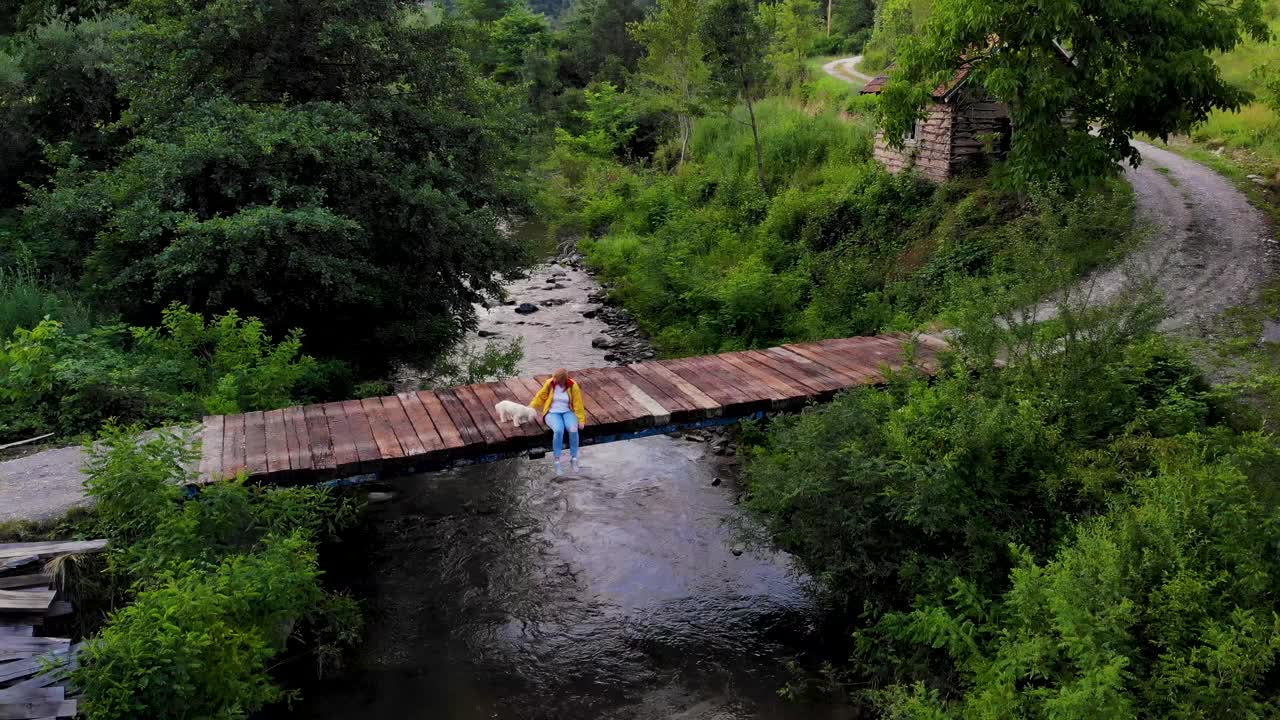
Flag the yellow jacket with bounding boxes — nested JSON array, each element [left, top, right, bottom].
[[530, 378, 587, 426]]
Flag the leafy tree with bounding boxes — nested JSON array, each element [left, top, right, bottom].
[[0, 13, 127, 209], [459, 0, 517, 23], [490, 2, 552, 83], [556, 0, 647, 87], [877, 0, 1269, 186], [701, 0, 771, 194], [555, 81, 638, 157], [759, 0, 821, 89], [628, 0, 708, 166], [23, 0, 530, 372]]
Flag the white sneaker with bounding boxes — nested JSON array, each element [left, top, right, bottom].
[[571, 457, 580, 472], [554, 461, 563, 476]]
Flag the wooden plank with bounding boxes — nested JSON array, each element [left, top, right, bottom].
[[416, 392, 465, 450], [380, 396, 427, 458], [619, 367, 689, 419], [0, 700, 75, 720], [663, 358, 740, 409], [0, 625, 32, 637], [434, 390, 485, 447], [572, 370, 626, 425], [0, 646, 75, 684], [242, 411, 269, 478], [453, 386, 506, 446], [0, 687, 62, 704], [626, 363, 699, 415], [396, 392, 448, 452], [320, 403, 360, 476], [263, 410, 291, 478], [302, 405, 337, 475], [608, 371, 672, 425], [783, 343, 866, 385], [732, 351, 820, 401], [220, 412, 246, 480], [340, 400, 381, 472], [742, 349, 831, 396], [0, 637, 68, 662], [684, 355, 761, 406], [719, 353, 799, 407], [198, 415, 223, 482], [634, 362, 720, 414], [283, 407, 313, 475], [360, 398, 405, 462], [0, 590, 53, 614], [761, 347, 846, 391], [589, 369, 652, 428], [0, 540, 107, 561], [0, 576, 50, 592], [804, 341, 887, 382]]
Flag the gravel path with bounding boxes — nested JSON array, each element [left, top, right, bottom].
[[821, 55, 872, 84], [1051, 140, 1277, 335]]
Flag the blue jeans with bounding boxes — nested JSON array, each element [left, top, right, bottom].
[[545, 411, 579, 460]]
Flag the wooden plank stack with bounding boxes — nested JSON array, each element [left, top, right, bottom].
[[0, 539, 105, 719], [200, 333, 948, 484]]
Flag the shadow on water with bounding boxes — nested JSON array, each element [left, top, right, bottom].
[[274, 256, 853, 719]]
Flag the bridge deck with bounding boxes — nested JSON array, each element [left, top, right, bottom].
[[198, 333, 946, 483]]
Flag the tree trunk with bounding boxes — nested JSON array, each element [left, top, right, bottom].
[[826, 0, 833, 37], [678, 114, 693, 168], [744, 92, 767, 195]]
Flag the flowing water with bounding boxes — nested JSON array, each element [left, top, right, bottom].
[[282, 260, 849, 720]]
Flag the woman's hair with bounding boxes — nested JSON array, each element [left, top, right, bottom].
[[552, 368, 569, 387]]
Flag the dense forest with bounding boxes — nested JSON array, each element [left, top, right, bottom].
[[1, 0, 1279, 717]]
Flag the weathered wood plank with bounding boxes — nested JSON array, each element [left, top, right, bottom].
[[242, 411, 268, 478], [360, 397, 405, 462], [471, 383, 537, 441], [198, 415, 223, 482], [416, 392, 465, 450], [0, 590, 54, 614], [719, 353, 796, 407], [380, 395, 427, 458], [263, 410, 291, 479], [0, 636, 68, 662], [609, 372, 672, 425], [320, 402, 360, 476], [0, 540, 107, 561], [0, 699, 75, 720], [0, 687, 62, 704], [303, 405, 337, 476], [453, 386, 505, 447], [434, 390, 485, 448], [634, 362, 720, 415], [619, 367, 691, 419], [0, 625, 33, 636], [339, 400, 381, 472], [396, 392, 448, 452], [742, 350, 831, 396], [220, 413, 246, 480], [591, 370, 653, 428], [283, 406, 313, 475]]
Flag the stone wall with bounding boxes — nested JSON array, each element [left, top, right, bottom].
[[872, 103, 953, 184]]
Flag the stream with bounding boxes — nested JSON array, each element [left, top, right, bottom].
[[280, 259, 850, 719]]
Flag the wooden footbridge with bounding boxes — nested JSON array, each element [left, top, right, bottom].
[[198, 333, 947, 484]]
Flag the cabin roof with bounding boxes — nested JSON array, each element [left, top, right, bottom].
[[859, 41, 1074, 101]]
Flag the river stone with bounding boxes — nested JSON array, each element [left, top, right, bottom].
[[591, 336, 617, 349], [514, 303, 539, 315]]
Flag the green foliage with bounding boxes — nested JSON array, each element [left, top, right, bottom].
[[0, 304, 319, 441], [876, 434, 1280, 719], [758, 0, 822, 89], [879, 0, 1270, 186], [628, 0, 708, 166], [0, 265, 92, 338], [425, 337, 524, 388], [75, 425, 363, 720], [489, 2, 553, 82], [858, 0, 930, 72], [701, 0, 771, 192], [538, 98, 1135, 356], [554, 81, 638, 157], [20, 0, 531, 373]]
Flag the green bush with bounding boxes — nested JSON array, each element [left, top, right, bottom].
[[0, 303, 321, 441], [75, 425, 363, 720]]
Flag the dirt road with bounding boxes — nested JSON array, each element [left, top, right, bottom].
[[821, 55, 872, 85]]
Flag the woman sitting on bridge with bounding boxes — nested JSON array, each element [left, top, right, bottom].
[[531, 368, 587, 475]]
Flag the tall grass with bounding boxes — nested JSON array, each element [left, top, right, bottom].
[[0, 267, 93, 338]]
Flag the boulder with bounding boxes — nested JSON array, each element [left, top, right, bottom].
[[514, 303, 539, 315]]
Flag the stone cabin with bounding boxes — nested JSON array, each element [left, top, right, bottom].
[[859, 67, 1011, 183]]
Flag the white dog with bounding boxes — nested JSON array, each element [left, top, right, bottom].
[[495, 400, 539, 428]]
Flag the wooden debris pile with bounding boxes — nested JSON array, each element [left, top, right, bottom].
[[0, 539, 107, 719]]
